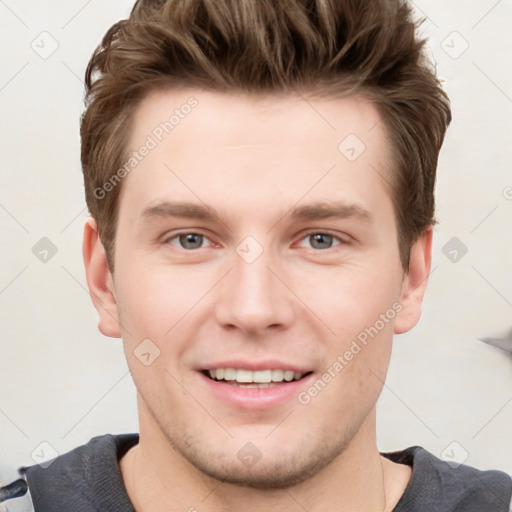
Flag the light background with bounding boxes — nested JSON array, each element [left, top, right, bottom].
[[0, 0, 511, 488]]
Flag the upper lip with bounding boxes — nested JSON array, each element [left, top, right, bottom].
[[198, 360, 312, 373]]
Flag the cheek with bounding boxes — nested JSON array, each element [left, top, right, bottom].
[[298, 264, 402, 339], [300, 265, 400, 401], [115, 263, 202, 337], [309, 319, 394, 418], [114, 264, 214, 385]]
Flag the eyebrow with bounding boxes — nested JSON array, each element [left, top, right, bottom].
[[140, 200, 373, 226]]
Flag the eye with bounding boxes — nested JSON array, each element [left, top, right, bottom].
[[165, 232, 213, 250], [297, 231, 343, 250]]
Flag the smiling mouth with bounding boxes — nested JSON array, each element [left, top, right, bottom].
[[201, 368, 313, 388]]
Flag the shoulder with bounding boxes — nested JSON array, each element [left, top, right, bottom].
[[382, 445, 512, 512], [24, 433, 139, 473], [1, 433, 139, 511]]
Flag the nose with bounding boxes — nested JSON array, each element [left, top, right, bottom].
[[214, 244, 294, 336]]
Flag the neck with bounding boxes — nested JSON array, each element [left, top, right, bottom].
[[119, 402, 410, 512]]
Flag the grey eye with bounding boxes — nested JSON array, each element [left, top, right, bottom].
[[309, 233, 334, 249], [178, 233, 204, 249]]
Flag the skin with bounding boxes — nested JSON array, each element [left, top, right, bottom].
[[83, 89, 432, 511]]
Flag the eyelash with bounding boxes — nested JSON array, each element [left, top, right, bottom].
[[163, 230, 347, 251]]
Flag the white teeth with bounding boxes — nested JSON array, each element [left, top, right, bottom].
[[223, 368, 236, 380], [206, 368, 304, 383], [236, 369, 253, 383], [253, 370, 272, 383], [271, 369, 284, 381], [283, 370, 294, 381]]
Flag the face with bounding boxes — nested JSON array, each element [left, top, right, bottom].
[[85, 88, 430, 488]]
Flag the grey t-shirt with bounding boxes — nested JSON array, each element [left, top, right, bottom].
[[2, 433, 511, 511]]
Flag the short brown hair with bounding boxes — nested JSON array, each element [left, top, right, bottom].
[[81, 0, 451, 272]]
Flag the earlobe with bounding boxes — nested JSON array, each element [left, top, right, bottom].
[[82, 217, 122, 338], [394, 228, 433, 335]]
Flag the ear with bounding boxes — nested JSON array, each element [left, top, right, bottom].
[[82, 217, 121, 338], [394, 228, 432, 334]]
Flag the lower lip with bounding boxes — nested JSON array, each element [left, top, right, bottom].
[[197, 371, 315, 410]]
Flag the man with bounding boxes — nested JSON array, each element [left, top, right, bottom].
[[2, 0, 511, 510]]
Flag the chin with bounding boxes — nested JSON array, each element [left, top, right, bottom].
[[187, 450, 337, 489], [166, 426, 351, 490]]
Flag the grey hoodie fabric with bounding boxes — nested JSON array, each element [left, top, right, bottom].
[[2, 433, 511, 511]]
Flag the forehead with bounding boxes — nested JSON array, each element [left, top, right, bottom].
[[128, 88, 387, 154], [119, 88, 394, 224]]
